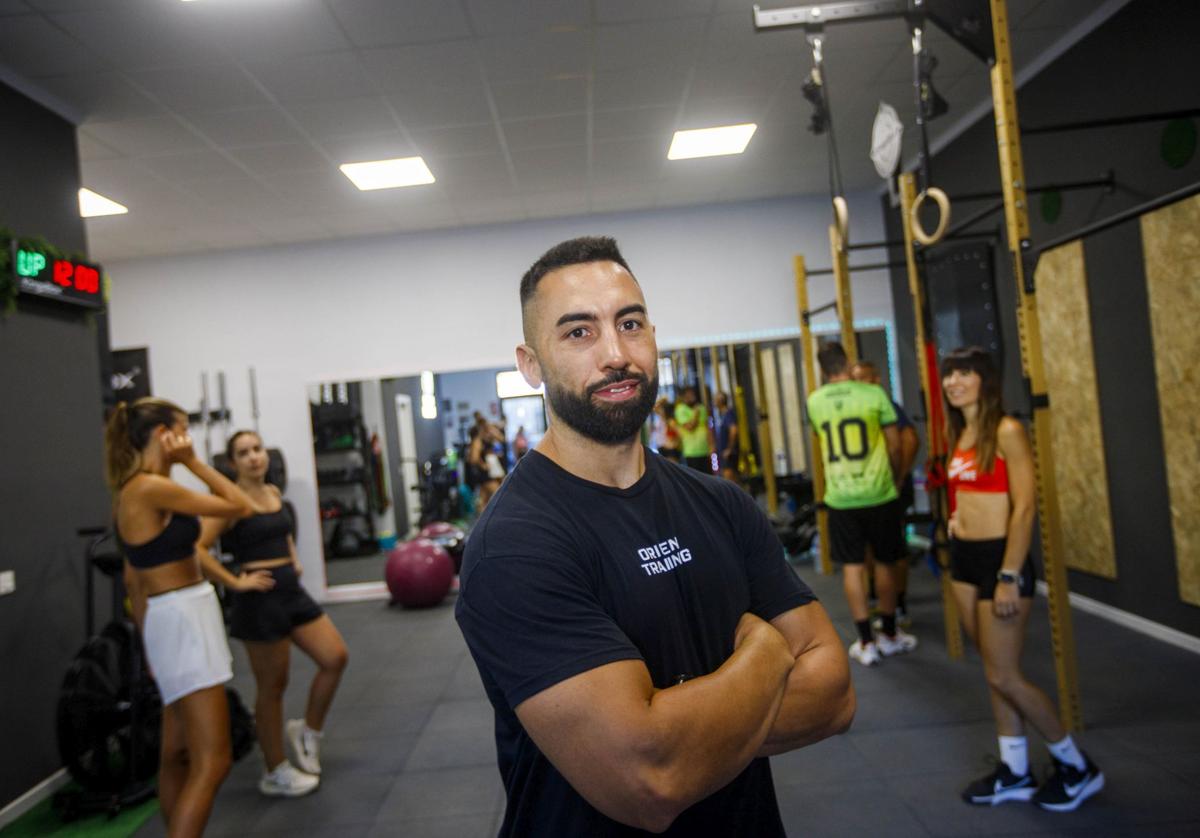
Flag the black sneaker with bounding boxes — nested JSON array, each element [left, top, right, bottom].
[[1033, 754, 1105, 812], [962, 759, 1037, 805]]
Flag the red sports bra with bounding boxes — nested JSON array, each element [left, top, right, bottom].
[[946, 446, 1008, 513]]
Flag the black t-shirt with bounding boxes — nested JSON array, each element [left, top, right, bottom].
[[455, 449, 816, 837]]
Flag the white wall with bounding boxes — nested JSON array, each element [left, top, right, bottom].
[[437, 367, 507, 451], [107, 192, 892, 598]]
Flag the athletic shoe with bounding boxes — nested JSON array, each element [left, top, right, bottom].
[[848, 640, 881, 667], [259, 761, 319, 798], [876, 628, 919, 657], [962, 759, 1036, 805], [286, 718, 322, 775], [1033, 754, 1105, 812]]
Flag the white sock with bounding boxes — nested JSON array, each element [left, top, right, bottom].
[[1046, 734, 1086, 771], [304, 724, 323, 740], [998, 736, 1028, 776]]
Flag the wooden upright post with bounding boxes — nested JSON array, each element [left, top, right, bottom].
[[898, 172, 963, 660], [752, 344, 779, 516], [989, 0, 1081, 730], [795, 255, 833, 575], [829, 224, 858, 361]]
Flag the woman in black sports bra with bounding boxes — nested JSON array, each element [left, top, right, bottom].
[[105, 398, 259, 838], [198, 431, 348, 797]]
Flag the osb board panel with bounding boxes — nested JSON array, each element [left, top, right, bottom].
[[1035, 240, 1117, 578], [776, 343, 807, 472], [1141, 194, 1200, 606]]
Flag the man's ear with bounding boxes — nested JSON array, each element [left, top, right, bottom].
[[516, 343, 542, 389]]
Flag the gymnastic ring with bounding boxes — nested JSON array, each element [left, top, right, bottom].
[[911, 187, 951, 245], [832, 196, 849, 248]]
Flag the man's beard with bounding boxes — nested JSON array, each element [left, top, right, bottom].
[[545, 371, 659, 445]]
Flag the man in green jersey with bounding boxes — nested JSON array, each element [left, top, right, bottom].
[[674, 387, 713, 473], [807, 342, 917, 666]]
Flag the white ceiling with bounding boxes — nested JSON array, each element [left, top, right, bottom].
[[0, 0, 1105, 261]]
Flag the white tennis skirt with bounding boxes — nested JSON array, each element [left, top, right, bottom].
[[143, 582, 233, 706]]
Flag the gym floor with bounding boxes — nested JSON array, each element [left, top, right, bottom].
[[133, 561, 1200, 838]]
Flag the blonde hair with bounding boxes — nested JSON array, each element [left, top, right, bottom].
[[103, 397, 187, 493]]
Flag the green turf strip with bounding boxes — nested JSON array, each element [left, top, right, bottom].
[[0, 785, 158, 838]]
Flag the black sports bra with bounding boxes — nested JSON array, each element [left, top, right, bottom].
[[223, 504, 294, 563], [118, 514, 201, 570]]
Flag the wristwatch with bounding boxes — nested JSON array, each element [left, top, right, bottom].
[[996, 570, 1020, 585]]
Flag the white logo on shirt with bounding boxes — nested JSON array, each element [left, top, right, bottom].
[[947, 455, 976, 482], [637, 537, 693, 576]]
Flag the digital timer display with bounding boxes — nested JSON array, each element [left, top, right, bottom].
[[10, 243, 104, 309]]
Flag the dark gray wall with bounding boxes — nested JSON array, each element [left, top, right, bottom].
[[883, 0, 1200, 636], [0, 82, 112, 805]]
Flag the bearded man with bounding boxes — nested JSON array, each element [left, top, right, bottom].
[[455, 236, 853, 837]]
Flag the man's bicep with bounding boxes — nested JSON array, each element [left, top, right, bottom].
[[516, 659, 654, 764], [770, 601, 840, 659]]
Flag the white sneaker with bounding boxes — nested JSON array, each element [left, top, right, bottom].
[[877, 628, 918, 657], [286, 718, 322, 775], [849, 640, 882, 666], [258, 761, 319, 798]]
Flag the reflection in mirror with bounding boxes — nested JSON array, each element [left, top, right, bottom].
[[310, 367, 548, 589]]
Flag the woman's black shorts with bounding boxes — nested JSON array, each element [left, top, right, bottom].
[[949, 538, 1036, 600], [229, 564, 323, 642]]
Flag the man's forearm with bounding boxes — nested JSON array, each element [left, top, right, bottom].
[[757, 641, 855, 756], [638, 627, 792, 817]]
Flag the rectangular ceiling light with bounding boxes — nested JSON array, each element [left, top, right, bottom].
[[339, 156, 436, 191], [667, 123, 757, 160], [79, 188, 128, 218]]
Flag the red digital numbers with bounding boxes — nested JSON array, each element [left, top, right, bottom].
[[51, 259, 101, 295]]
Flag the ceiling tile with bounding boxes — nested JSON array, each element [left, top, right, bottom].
[[703, 11, 810, 63], [77, 130, 122, 161], [228, 143, 330, 177], [361, 41, 482, 91], [477, 29, 589, 84], [51, 6, 227, 71], [320, 133, 420, 165], [501, 113, 586, 150], [595, 0, 714, 24], [184, 178, 290, 216], [411, 123, 503, 159], [127, 64, 271, 114], [679, 96, 769, 129], [250, 214, 331, 242], [592, 106, 679, 143], [84, 116, 208, 156], [328, 0, 472, 48], [287, 97, 399, 140], [138, 150, 248, 184], [434, 154, 516, 200], [187, 107, 304, 149], [688, 54, 797, 101], [388, 85, 496, 128], [510, 144, 588, 192], [41, 72, 162, 121], [594, 17, 708, 72], [0, 1, 32, 14], [593, 67, 689, 109], [189, 0, 351, 59], [465, 0, 588, 36], [259, 169, 368, 213], [491, 77, 587, 121], [522, 190, 589, 218], [244, 51, 376, 104], [0, 13, 105, 76], [592, 139, 667, 185]]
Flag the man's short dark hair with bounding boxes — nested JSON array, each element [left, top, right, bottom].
[[818, 341, 849, 378], [519, 237, 635, 340]]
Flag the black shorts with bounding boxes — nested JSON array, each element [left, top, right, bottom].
[[949, 538, 1036, 599], [229, 564, 323, 642], [828, 498, 904, 565]]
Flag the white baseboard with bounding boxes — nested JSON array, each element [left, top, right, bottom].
[[0, 768, 69, 830], [1036, 581, 1200, 655]]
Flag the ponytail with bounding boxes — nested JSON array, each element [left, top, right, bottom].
[[103, 397, 188, 494]]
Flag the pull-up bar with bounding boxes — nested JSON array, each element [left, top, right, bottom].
[[807, 259, 907, 276], [800, 300, 838, 324]]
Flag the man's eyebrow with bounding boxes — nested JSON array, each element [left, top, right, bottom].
[[554, 304, 647, 328]]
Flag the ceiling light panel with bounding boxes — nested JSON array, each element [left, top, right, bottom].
[[667, 123, 757, 160], [339, 156, 436, 190], [79, 188, 129, 218]]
